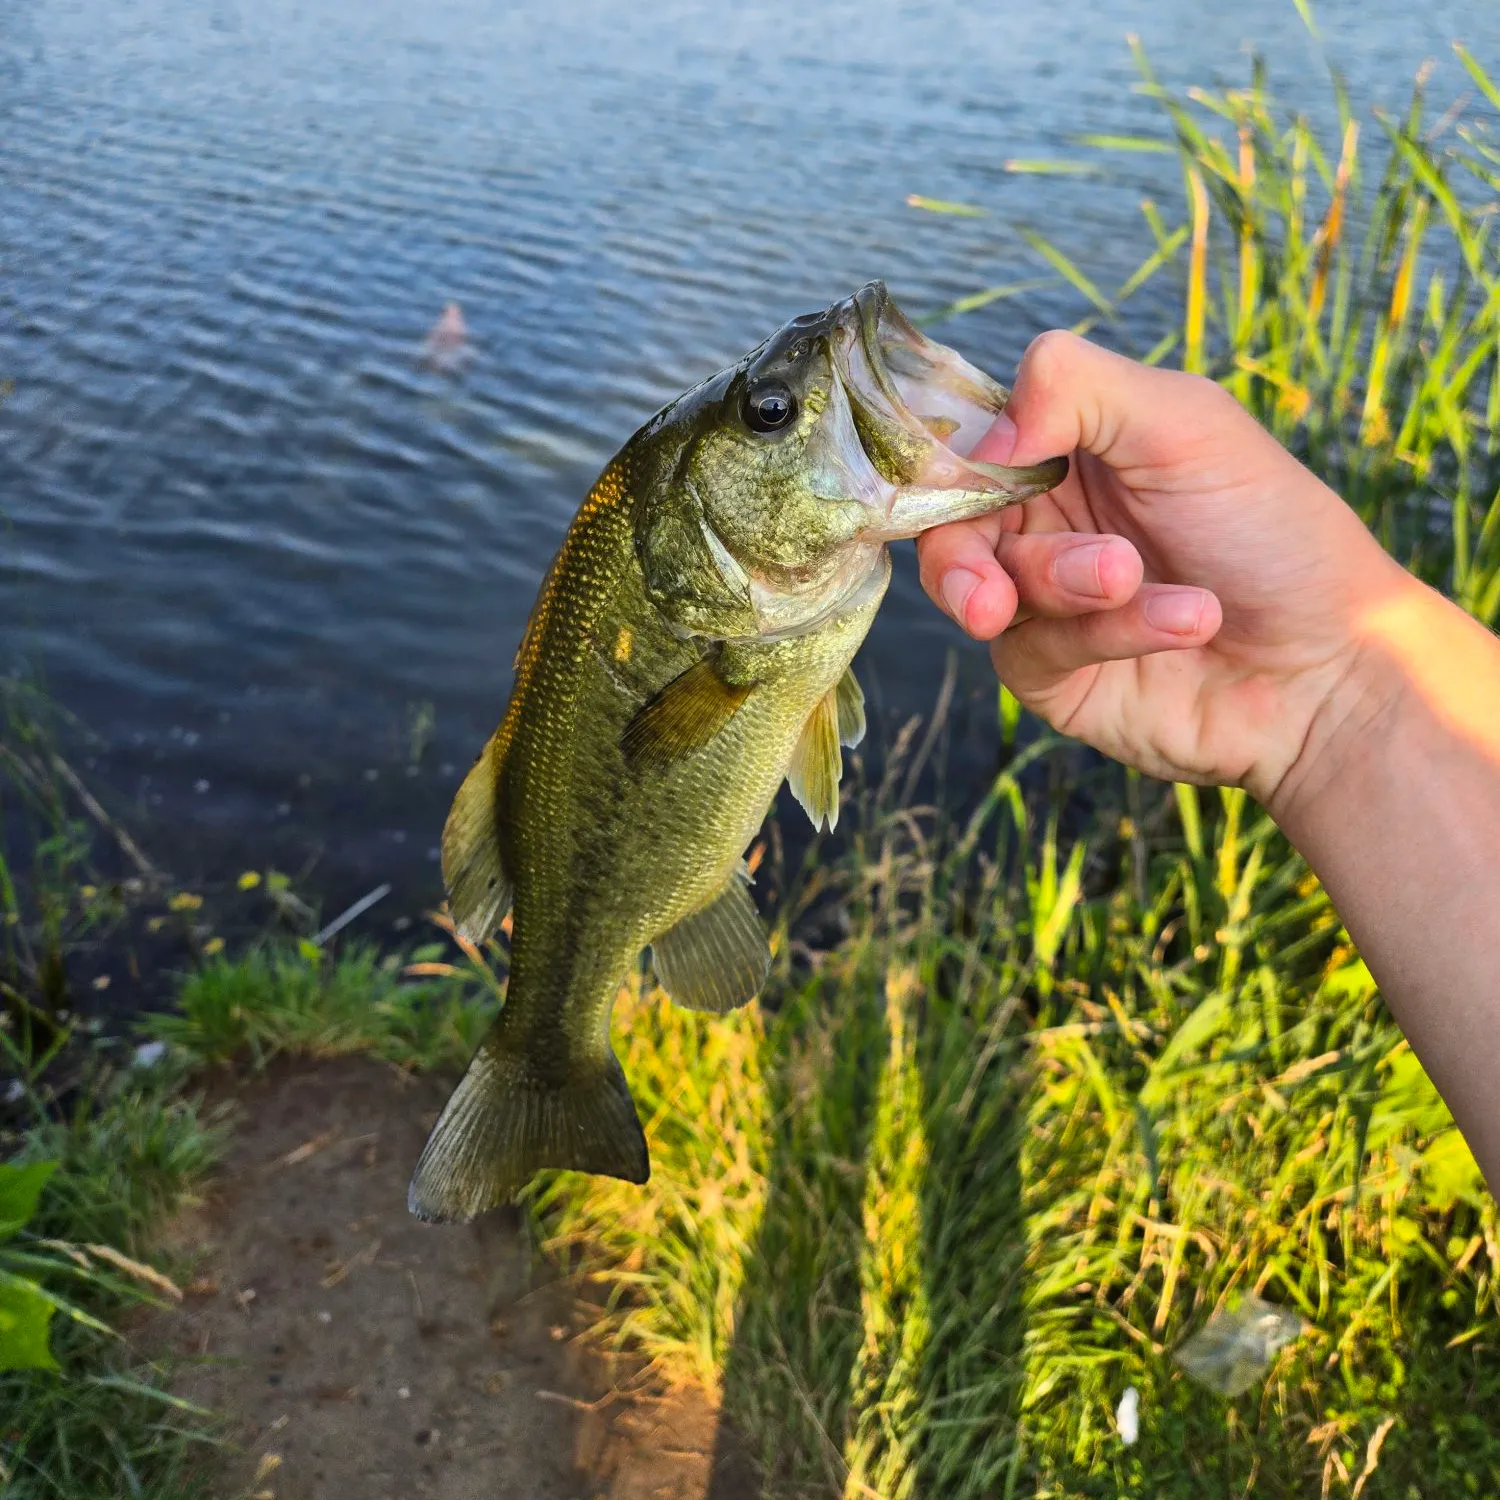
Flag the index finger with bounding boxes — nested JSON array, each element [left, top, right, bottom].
[[916, 511, 1019, 638]]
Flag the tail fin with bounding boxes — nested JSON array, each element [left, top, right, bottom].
[[407, 1037, 649, 1223]]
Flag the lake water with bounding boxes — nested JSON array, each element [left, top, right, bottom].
[[1, 0, 1495, 927]]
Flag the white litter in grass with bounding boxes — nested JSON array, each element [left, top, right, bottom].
[[311, 883, 393, 946], [1174, 1293, 1304, 1396], [1116, 1385, 1140, 1445], [3, 1078, 25, 1104], [132, 1041, 168, 1069]]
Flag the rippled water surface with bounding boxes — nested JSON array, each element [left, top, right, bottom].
[[2, 0, 1494, 916]]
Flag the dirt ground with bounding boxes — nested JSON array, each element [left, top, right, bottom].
[[149, 1057, 754, 1500]]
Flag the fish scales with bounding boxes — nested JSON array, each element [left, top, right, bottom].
[[503, 461, 874, 1066]]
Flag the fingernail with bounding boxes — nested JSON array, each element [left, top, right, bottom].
[[941, 568, 981, 628], [970, 410, 1018, 465], [1144, 589, 1206, 635], [1053, 541, 1110, 598]]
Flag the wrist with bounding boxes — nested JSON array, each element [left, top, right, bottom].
[[1267, 574, 1500, 840]]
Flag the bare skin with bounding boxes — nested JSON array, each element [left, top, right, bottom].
[[917, 331, 1500, 1191]]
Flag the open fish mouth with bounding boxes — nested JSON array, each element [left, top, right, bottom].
[[829, 280, 1068, 537]]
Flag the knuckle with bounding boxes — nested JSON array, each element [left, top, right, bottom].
[[1183, 371, 1235, 413], [1021, 329, 1080, 384], [998, 531, 1050, 585]]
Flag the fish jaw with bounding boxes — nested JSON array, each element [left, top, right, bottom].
[[829, 281, 1068, 540]]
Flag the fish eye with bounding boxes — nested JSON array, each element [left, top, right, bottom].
[[742, 380, 797, 435]]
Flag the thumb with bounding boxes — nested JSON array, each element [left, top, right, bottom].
[[968, 330, 1241, 475]]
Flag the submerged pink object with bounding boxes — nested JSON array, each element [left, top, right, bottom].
[[422, 301, 471, 373]]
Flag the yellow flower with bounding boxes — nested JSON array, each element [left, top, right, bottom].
[[237, 871, 263, 891], [203, 936, 225, 957], [168, 892, 203, 913]]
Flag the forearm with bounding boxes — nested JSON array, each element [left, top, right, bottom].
[[1272, 579, 1500, 1189]]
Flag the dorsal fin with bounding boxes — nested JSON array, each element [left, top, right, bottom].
[[622, 655, 754, 773], [787, 687, 843, 832], [441, 740, 512, 943]]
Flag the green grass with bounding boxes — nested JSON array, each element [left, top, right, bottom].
[[1, 684, 230, 1498], [151, 938, 498, 1074], [530, 36, 1500, 1500], [1, 680, 124, 1054], [0, 1062, 227, 1499], [538, 773, 1498, 1497]]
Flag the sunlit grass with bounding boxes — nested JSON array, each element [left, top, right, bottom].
[[537, 757, 1498, 1496]]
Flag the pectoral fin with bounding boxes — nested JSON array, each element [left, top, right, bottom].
[[622, 655, 754, 773], [441, 742, 512, 943], [651, 867, 770, 1013], [787, 687, 843, 832], [835, 668, 866, 749]]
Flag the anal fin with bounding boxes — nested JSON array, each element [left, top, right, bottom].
[[787, 686, 844, 832], [622, 655, 754, 773], [651, 868, 770, 1013], [441, 741, 512, 943], [408, 1033, 648, 1223]]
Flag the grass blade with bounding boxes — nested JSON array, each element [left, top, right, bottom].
[[1017, 227, 1114, 316], [905, 195, 988, 217]]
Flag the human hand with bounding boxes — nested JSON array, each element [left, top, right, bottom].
[[916, 331, 1417, 808]]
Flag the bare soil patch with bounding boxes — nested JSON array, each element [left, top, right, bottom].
[[148, 1056, 752, 1499]]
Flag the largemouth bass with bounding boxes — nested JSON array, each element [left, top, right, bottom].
[[409, 282, 1065, 1222]]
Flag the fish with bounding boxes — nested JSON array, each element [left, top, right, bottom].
[[408, 281, 1066, 1222]]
